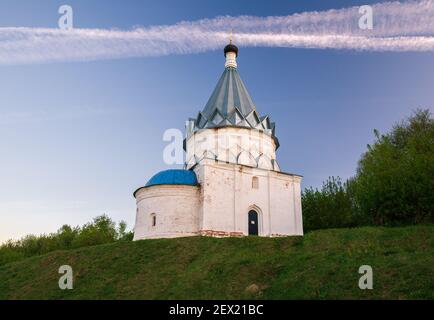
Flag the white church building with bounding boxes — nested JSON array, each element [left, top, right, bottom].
[[133, 43, 303, 240]]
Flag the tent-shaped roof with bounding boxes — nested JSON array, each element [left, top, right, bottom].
[[190, 44, 278, 146]]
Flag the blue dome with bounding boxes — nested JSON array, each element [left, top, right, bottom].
[[145, 169, 198, 188]]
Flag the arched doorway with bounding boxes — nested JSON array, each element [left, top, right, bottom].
[[248, 210, 259, 236]]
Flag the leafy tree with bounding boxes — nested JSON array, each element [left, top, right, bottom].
[[117, 221, 134, 241], [354, 109, 434, 225], [56, 225, 79, 249], [302, 109, 433, 230], [302, 176, 360, 231], [72, 215, 119, 247]]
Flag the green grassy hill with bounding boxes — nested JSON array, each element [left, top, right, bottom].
[[0, 225, 432, 300]]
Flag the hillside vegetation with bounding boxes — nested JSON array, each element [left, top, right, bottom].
[[303, 109, 434, 231], [0, 225, 432, 300], [0, 215, 133, 266]]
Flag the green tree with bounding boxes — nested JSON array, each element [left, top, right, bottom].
[[72, 215, 118, 247], [56, 225, 79, 249], [354, 109, 434, 225], [302, 176, 359, 231]]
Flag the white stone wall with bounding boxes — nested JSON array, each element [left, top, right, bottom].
[[193, 161, 303, 237], [133, 123, 303, 240], [186, 127, 280, 171], [133, 185, 200, 240]]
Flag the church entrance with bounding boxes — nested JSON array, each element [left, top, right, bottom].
[[248, 210, 259, 236]]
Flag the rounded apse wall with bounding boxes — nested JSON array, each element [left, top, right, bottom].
[[133, 184, 200, 240]]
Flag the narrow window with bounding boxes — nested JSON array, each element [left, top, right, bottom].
[[150, 213, 156, 227], [252, 176, 259, 189]]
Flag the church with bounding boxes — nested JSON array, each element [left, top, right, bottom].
[[133, 43, 303, 240]]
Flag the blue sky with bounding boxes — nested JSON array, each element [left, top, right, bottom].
[[0, 0, 433, 242]]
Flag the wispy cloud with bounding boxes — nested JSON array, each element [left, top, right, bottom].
[[0, 106, 117, 125], [1, 0, 433, 65]]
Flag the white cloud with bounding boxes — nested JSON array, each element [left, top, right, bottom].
[[0, 0, 433, 65], [0, 106, 118, 125]]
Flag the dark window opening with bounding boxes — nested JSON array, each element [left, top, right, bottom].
[[248, 210, 259, 236]]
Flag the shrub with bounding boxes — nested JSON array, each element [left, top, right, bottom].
[[302, 176, 362, 231], [0, 215, 133, 266]]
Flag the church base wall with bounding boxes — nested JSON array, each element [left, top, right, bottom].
[[133, 185, 200, 241], [133, 163, 303, 241], [138, 232, 199, 240], [193, 161, 303, 238], [199, 230, 244, 237]]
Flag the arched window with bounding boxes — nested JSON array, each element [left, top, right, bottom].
[[252, 176, 259, 189], [150, 213, 156, 227]]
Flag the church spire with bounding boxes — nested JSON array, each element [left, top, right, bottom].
[[187, 43, 278, 149]]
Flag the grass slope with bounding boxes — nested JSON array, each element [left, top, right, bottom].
[[0, 225, 433, 300]]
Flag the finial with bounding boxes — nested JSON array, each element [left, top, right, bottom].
[[224, 28, 238, 68], [224, 36, 238, 69]]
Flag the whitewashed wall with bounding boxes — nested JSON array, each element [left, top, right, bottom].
[[133, 124, 303, 240], [194, 161, 303, 237], [133, 185, 200, 240], [186, 127, 280, 171]]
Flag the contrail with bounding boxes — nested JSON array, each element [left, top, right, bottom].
[[1, 0, 433, 65]]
